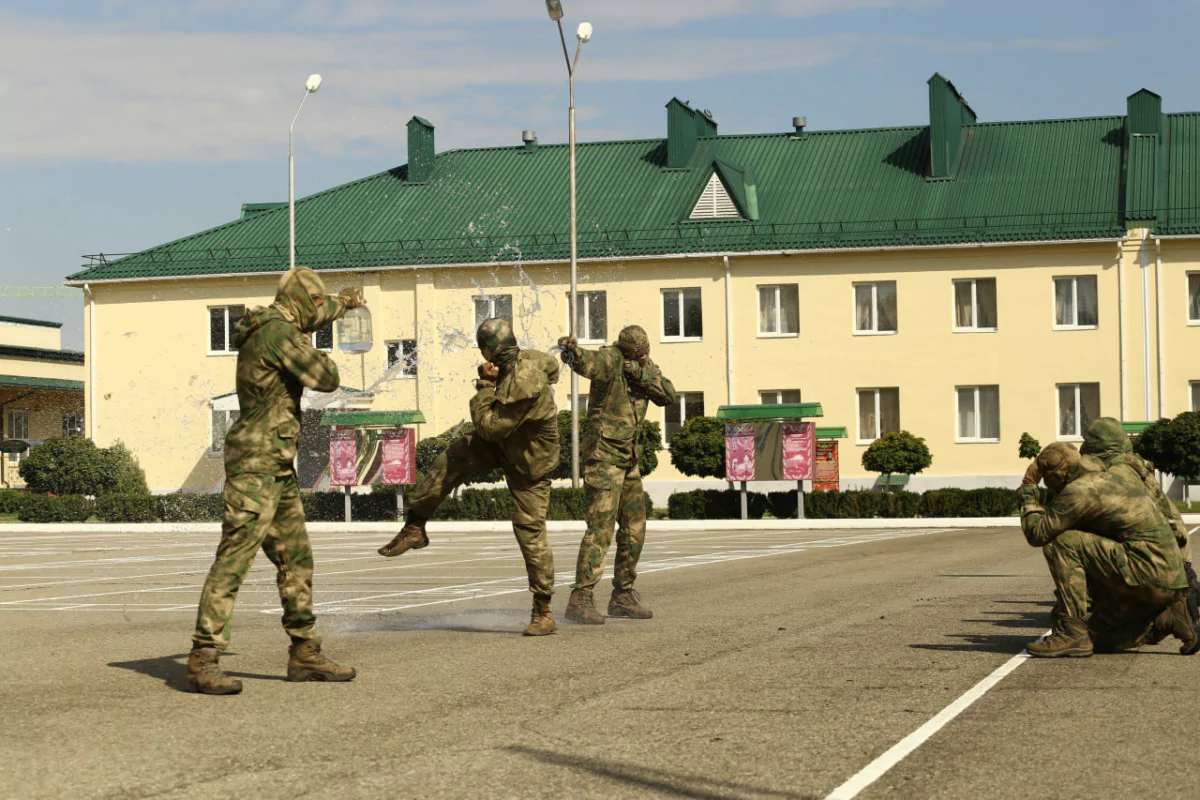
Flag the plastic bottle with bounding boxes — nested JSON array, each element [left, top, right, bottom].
[[338, 305, 373, 354]]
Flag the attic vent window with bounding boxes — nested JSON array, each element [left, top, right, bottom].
[[690, 173, 740, 220]]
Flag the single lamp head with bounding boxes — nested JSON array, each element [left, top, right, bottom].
[[577, 21, 593, 43], [306, 74, 323, 93], [545, 0, 564, 21]]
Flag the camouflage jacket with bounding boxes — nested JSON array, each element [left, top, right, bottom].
[[224, 299, 348, 478], [469, 349, 561, 482], [1019, 467, 1186, 590], [567, 345, 677, 467]]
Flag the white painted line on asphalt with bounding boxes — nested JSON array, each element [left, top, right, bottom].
[[823, 631, 1050, 800]]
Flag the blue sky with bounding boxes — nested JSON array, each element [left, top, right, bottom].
[[4, 0, 1200, 349]]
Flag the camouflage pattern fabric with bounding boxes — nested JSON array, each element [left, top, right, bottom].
[[223, 267, 350, 478], [1080, 416, 1192, 563], [193, 473, 315, 649], [408, 347, 561, 595], [564, 339, 675, 591], [476, 317, 519, 368], [573, 461, 649, 590]]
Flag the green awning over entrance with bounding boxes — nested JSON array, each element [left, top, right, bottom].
[[319, 410, 426, 427], [0, 375, 84, 392], [716, 403, 824, 421]]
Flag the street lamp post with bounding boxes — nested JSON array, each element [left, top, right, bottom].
[[289, 74, 323, 270], [546, 1, 592, 489]]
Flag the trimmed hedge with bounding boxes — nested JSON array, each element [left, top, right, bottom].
[[95, 495, 158, 523], [0, 489, 24, 514], [671, 487, 1021, 520], [157, 494, 225, 522], [18, 494, 94, 523]]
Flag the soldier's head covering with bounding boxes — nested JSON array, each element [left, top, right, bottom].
[[1080, 417, 1130, 465], [1036, 442, 1093, 493], [616, 325, 650, 359], [477, 317, 519, 368], [274, 267, 328, 333]]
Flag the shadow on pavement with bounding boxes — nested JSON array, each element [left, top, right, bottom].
[[328, 609, 527, 636], [507, 745, 814, 800], [911, 600, 1050, 654], [108, 653, 284, 693]]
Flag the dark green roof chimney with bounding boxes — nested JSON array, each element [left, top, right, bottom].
[[1124, 89, 1168, 224], [407, 116, 435, 183], [928, 74, 976, 179], [667, 99, 718, 169]]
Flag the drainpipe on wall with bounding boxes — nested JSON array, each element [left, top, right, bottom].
[[1140, 234, 1153, 421], [84, 283, 95, 440], [1117, 238, 1127, 422], [1154, 237, 1165, 420], [723, 256, 734, 406]]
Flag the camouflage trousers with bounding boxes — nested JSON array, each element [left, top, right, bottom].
[[1044, 529, 1177, 649], [572, 461, 647, 591], [192, 472, 315, 650], [411, 432, 554, 596]]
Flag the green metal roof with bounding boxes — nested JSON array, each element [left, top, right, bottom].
[[0, 315, 63, 329], [319, 410, 426, 427], [816, 426, 848, 440], [0, 375, 84, 391], [0, 345, 84, 364], [716, 403, 824, 420], [1122, 421, 1156, 435], [74, 86, 1161, 283]]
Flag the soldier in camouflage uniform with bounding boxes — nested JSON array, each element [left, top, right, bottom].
[[189, 267, 361, 695], [378, 318, 561, 636], [1019, 442, 1199, 658], [557, 325, 676, 624]]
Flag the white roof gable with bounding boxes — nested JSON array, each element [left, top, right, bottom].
[[689, 172, 740, 220]]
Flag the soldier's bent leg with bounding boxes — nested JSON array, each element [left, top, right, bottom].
[[193, 474, 282, 650], [507, 475, 555, 596], [260, 474, 316, 643], [408, 433, 501, 519], [612, 464, 648, 591], [572, 462, 623, 590]]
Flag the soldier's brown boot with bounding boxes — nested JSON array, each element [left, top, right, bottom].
[[1150, 589, 1200, 655], [1026, 616, 1092, 658], [186, 645, 243, 695], [523, 594, 556, 636], [609, 588, 653, 620], [287, 639, 357, 682], [378, 513, 429, 558], [564, 587, 605, 625]]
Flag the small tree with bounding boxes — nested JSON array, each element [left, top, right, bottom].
[[1134, 412, 1200, 497], [553, 410, 662, 479], [1018, 432, 1041, 460], [862, 430, 933, 489], [19, 437, 149, 497], [668, 416, 727, 479], [104, 440, 149, 496]]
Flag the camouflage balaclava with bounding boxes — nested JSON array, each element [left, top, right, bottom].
[[1036, 442, 1086, 493], [1080, 416, 1130, 465], [274, 267, 327, 333], [477, 317, 519, 369], [616, 325, 650, 360]]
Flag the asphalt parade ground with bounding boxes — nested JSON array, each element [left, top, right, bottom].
[[2, 523, 1197, 800]]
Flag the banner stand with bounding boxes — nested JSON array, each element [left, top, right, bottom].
[[319, 410, 426, 523]]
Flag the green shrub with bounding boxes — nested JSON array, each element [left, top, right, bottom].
[[759, 487, 1019, 520], [0, 489, 24, 514], [18, 494, 94, 523], [554, 411, 663, 479], [104, 441, 150, 496], [157, 494, 225, 522], [862, 431, 933, 485], [668, 417, 728, 479], [667, 489, 768, 520], [18, 437, 149, 497], [1018, 432, 1041, 460], [1135, 412, 1200, 481], [94, 495, 159, 523]]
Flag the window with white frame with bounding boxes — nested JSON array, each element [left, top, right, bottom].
[[312, 324, 333, 351], [953, 278, 997, 331], [662, 288, 703, 341], [8, 409, 29, 441], [572, 395, 590, 414], [1054, 276, 1099, 328], [211, 409, 240, 454], [1189, 273, 1200, 324], [854, 282, 898, 334], [1057, 383, 1100, 439], [956, 386, 1000, 442], [857, 388, 899, 443], [386, 340, 418, 378], [1191, 380, 1199, 412], [664, 392, 705, 447], [474, 295, 513, 329], [567, 291, 607, 344], [209, 305, 247, 353], [760, 390, 802, 405], [758, 285, 799, 336], [62, 412, 83, 438]]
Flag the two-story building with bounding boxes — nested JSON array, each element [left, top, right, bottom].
[[66, 75, 1200, 499]]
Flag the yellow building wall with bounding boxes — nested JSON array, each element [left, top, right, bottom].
[[0, 321, 62, 350], [87, 234, 1197, 492]]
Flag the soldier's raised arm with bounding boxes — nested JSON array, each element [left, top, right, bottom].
[[1018, 481, 1091, 548], [631, 359, 677, 407], [558, 336, 618, 382], [469, 364, 539, 443], [279, 327, 340, 393]]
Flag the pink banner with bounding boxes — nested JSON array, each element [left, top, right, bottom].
[[329, 429, 358, 487], [725, 423, 755, 482], [781, 422, 815, 481], [381, 429, 416, 485]]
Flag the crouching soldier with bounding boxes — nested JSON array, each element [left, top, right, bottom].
[[1019, 442, 1199, 658], [378, 318, 561, 636], [189, 267, 361, 695], [557, 325, 676, 624]]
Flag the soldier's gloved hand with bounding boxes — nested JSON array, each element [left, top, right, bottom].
[[557, 336, 579, 364], [622, 358, 644, 382], [339, 288, 366, 309], [1022, 461, 1042, 486], [478, 362, 499, 381]]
